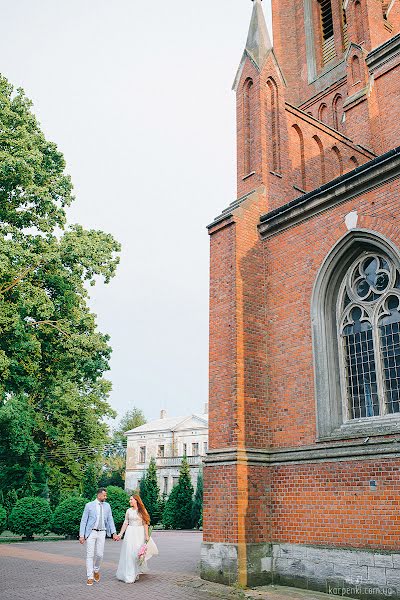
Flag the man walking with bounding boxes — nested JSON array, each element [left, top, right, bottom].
[[79, 488, 120, 585]]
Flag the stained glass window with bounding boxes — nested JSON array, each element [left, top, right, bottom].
[[338, 253, 400, 419]]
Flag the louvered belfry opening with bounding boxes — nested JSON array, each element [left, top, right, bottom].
[[319, 0, 336, 64]]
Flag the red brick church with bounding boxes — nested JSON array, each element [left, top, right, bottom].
[[202, 0, 400, 595]]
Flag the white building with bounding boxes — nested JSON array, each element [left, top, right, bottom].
[[125, 408, 208, 495]]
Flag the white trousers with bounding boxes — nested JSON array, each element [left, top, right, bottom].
[[86, 530, 106, 578]]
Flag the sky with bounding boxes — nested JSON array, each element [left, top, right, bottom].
[[0, 0, 273, 425]]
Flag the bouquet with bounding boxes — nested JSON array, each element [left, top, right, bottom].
[[137, 526, 153, 566]]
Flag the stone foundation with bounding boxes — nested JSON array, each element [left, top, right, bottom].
[[201, 542, 400, 598]]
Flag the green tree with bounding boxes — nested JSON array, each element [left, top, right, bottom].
[[0, 506, 7, 534], [82, 464, 100, 501], [3, 489, 18, 518], [140, 457, 161, 525], [8, 497, 52, 539], [162, 485, 179, 529], [162, 457, 194, 529], [106, 486, 129, 531], [101, 408, 146, 488], [174, 457, 194, 529], [0, 74, 120, 499], [192, 470, 203, 529], [112, 408, 146, 445], [52, 496, 88, 537]]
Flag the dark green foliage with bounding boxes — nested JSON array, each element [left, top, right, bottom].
[[98, 469, 125, 489], [162, 457, 194, 529], [52, 496, 89, 537], [162, 485, 179, 530], [8, 497, 52, 539], [2, 488, 18, 517], [82, 464, 100, 501], [192, 471, 203, 529], [106, 486, 129, 531], [0, 506, 6, 533], [140, 458, 161, 525], [0, 74, 121, 499], [139, 473, 147, 499], [102, 408, 147, 488], [158, 492, 167, 519]]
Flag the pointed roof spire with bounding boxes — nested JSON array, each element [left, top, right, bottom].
[[233, 0, 273, 90], [245, 0, 272, 68]]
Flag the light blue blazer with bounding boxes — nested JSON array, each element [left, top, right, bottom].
[[79, 500, 116, 539]]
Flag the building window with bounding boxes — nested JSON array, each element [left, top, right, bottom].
[[192, 443, 199, 455], [312, 231, 400, 439], [182, 443, 187, 456], [318, 0, 335, 64], [172, 476, 179, 488], [338, 253, 400, 419], [139, 446, 146, 463], [158, 445, 165, 458], [163, 477, 168, 495], [203, 442, 208, 454], [243, 78, 254, 175]]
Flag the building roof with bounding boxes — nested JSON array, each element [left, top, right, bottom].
[[125, 413, 208, 435]]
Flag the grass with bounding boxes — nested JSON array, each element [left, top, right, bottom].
[[0, 530, 66, 543]]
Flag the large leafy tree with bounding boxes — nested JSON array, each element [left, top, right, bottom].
[[0, 74, 120, 500], [100, 408, 146, 488]]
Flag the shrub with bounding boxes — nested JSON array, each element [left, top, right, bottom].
[[173, 456, 194, 529], [8, 497, 52, 539], [139, 458, 161, 525], [162, 485, 179, 529], [106, 486, 129, 531], [192, 471, 203, 529], [162, 457, 194, 529], [52, 496, 89, 537], [0, 506, 7, 534]]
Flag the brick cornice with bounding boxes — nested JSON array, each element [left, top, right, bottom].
[[366, 32, 400, 74], [204, 438, 400, 466], [258, 146, 400, 239]]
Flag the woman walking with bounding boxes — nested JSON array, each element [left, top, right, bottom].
[[116, 494, 158, 584]]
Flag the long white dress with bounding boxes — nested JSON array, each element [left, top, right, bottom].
[[116, 508, 159, 584]]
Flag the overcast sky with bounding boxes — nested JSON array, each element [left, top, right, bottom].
[[1, 0, 273, 424]]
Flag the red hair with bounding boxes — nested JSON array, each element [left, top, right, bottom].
[[132, 494, 150, 525]]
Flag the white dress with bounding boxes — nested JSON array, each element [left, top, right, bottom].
[[116, 508, 159, 584]]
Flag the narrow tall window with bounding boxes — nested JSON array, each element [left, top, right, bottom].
[[318, 0, 335, 64], [158, 444, 165, 458], [266, 78, 280, 173], [292, 125, 306, 191], [243, 79, 254, 175], [139, 446, 146, 463], [313, 135, 326, 186], [351, 55, 361, 84], [192, 442, 199, 455], [332, 95, 343, 131], [338, 253, 400, 420], [318, 103, 329, 124], [332, 145, 343, 176], [354, 1, 364, 43]]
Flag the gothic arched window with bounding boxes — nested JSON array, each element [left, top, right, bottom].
[[312, 231, 400, 440], [338, 253, 400, 420], [243, 78, 254, 176]]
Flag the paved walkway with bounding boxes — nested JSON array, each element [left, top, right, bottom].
[[0, 531, 347, 600]]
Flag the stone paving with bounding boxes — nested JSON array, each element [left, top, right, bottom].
[[0, 531, 348, 600]]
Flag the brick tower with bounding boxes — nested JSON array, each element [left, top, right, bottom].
[[202, 0, 400, 594]]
